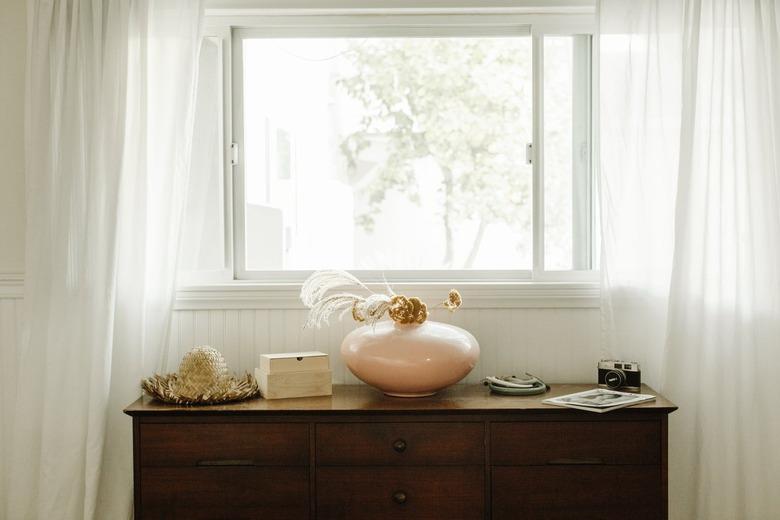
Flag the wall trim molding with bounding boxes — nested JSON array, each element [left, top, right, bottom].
[[205, 7, 596, 16], [0, 275, 601, 308], [174, 282, 600, 310], [0, 273, 23, 299]]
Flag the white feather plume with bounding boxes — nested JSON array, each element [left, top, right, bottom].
[[304, 292, 364, 329], [301, 270, 462, 329], [381, 274, 396, 297], [300, 270, 368, 308], [361, 293, 393, 323], [301, 270, 379, 328]]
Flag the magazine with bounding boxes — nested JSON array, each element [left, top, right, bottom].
[[543, 388, 656, 413]]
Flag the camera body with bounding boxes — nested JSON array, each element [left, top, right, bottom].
[[598, 360, 641, 392]]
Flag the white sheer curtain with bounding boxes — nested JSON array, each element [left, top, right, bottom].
[[5, 1, 203, 518], [600, 0, 780, 518]]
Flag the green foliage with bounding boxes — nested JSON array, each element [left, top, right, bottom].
[[336, 37, 532, 267]]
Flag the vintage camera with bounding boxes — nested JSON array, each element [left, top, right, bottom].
[[598, 360, 641, 392]]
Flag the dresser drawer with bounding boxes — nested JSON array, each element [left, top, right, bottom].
[[139, 423, 309, 467], [140, 466, 308, 519], [317, 466, 484, 519], [317, 422, 484, 466], [492, 465, 661, 520], [491, 421, 660, 465]]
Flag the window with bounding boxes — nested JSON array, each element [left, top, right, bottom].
[[179, 35, 232, 284], [240, 33, 534, 274], [182, 13, 597, 284], [543, 35, 593, 271]]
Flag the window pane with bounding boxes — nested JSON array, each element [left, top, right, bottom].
[[543, 35, 592, 270], [180, 37, 225, 273], [242, 36, 532, 271]]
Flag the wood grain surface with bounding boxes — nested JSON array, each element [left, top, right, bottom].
[[127, 384, 676, 519], [491, 420, 661, 465], [493, 465, 662, 519], [317, 422, 484, 466], [317, 466, 484, 519], [140, 466, 309, 519], [139, 422, 309, 467], [125, 383, 677, 415]]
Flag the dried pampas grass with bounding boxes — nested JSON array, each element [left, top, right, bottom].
[[300, 270, 370, 307], [300, 270, 463, 328], [300, 270, 392, 328]]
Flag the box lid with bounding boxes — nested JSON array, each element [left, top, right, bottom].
[[259, 351, 330, 374]]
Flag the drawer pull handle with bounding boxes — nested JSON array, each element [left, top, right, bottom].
[[547, 457, 604, 465], [392, 439, 407, 453], [392, 491, 408, 504], [196, 459, 255, 467]]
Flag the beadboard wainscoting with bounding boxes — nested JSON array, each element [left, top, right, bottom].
[[0, 280, 603, 390], [167, 286, 602, 384]]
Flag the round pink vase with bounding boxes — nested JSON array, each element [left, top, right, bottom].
[[340, 320, 480, 397]]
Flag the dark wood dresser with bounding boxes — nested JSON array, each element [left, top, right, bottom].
[[125, 384, 676, 519]]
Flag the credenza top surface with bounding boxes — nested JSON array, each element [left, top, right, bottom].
[[125, 384, 677, 416]]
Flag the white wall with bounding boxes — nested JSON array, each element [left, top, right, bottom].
[[0, 295, 601, 391], [0, 0, 26, 274], [166, 306, 602, 383]]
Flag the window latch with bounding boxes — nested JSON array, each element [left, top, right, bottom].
[[231, 142, 239, 166], [526, 143, 533, 165]]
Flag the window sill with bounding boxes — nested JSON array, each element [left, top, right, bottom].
[[174, 281, 600, 310]]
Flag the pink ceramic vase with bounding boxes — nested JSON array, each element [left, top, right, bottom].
[[340, 320, 480, 397]]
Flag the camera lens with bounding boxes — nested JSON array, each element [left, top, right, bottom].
[[604, 369, 626, 389]]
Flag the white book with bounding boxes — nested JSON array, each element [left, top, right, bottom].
[[543, 388, 656, 413]]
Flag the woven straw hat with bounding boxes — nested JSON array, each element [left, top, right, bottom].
[[142, 346, 259, 405]]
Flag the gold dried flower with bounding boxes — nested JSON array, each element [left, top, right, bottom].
[[443, 289, 462, 311], [389, 295, 428, 324]]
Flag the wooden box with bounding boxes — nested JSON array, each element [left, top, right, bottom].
[[259, 351, 329, 374], [256, 351, 332, 400]]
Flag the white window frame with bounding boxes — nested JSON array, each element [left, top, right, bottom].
[[178, 28, 236, 287], [201, 8, 598, 287]]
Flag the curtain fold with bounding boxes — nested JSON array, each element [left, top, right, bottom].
[[6, 1, 202, 518], [600, 0, 780, 518]]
